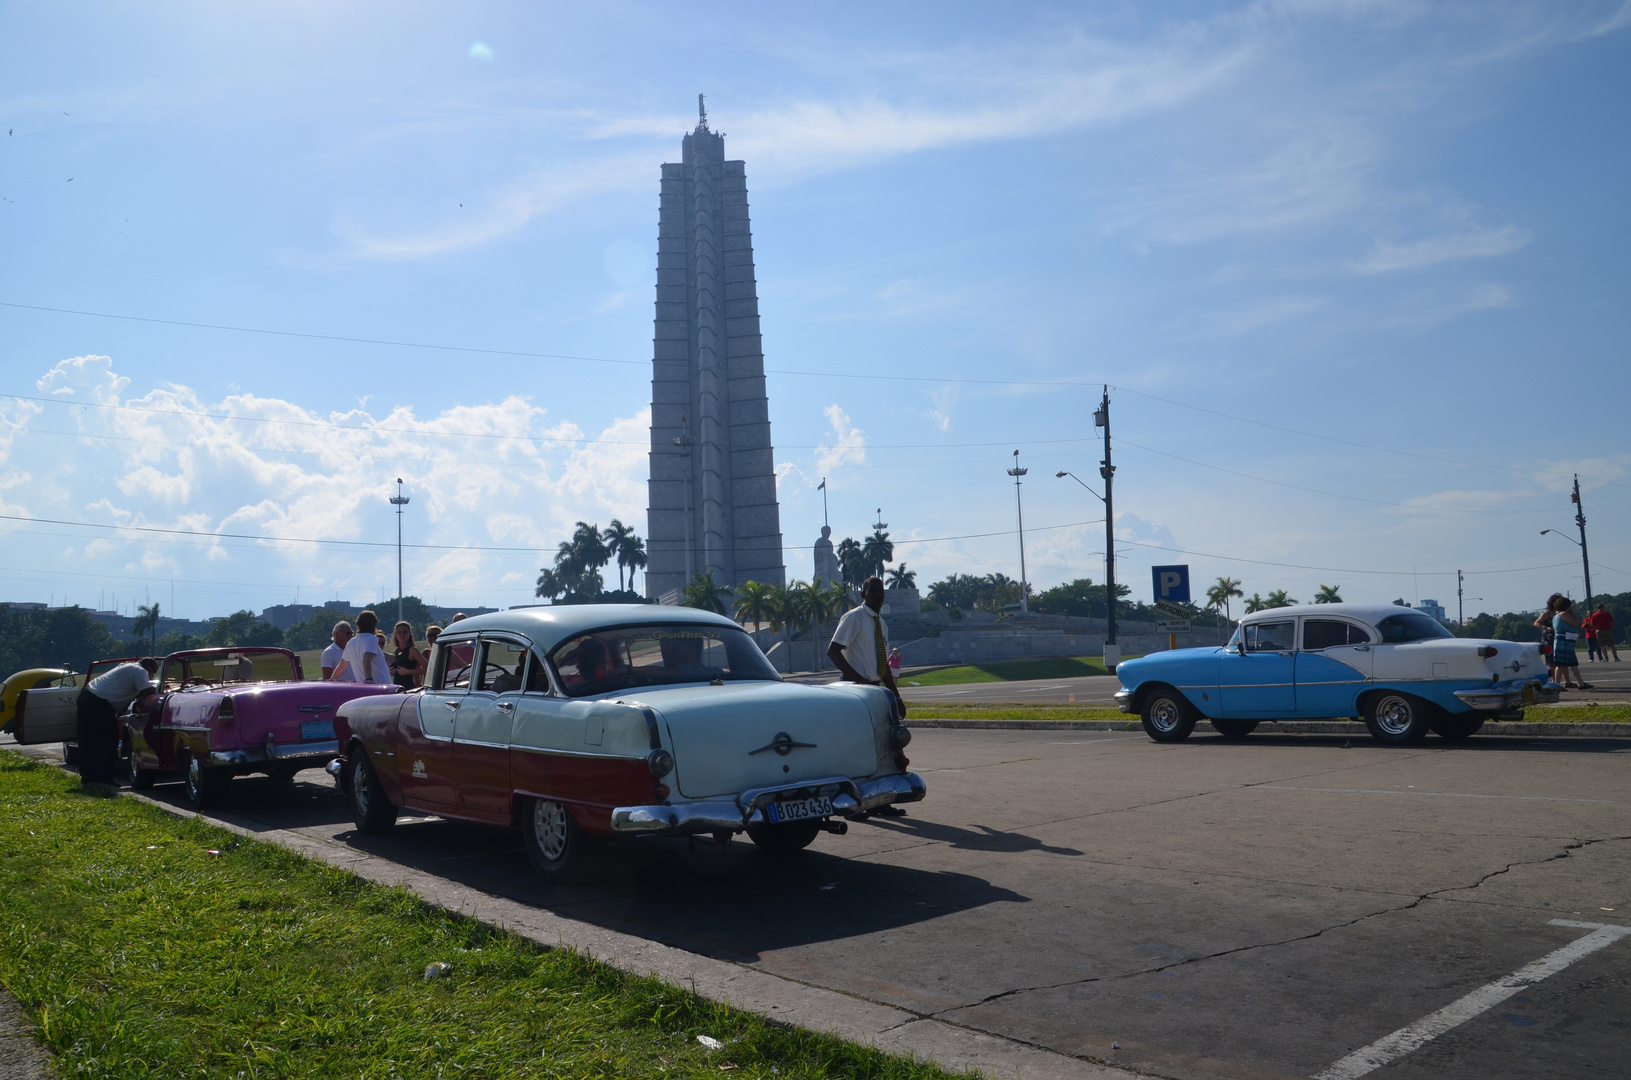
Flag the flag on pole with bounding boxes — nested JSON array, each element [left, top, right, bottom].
[[818, 479, 826, 490]]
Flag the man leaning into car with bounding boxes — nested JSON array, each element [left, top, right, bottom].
[[78, 657, 162, 787]]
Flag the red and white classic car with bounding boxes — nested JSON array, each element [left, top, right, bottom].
[[124, 647, 399, 807], [329, 605, 925, 882]]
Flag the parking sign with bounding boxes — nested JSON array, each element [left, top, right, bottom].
[[1151, 564, 1191, 605]]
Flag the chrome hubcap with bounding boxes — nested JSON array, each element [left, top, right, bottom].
[[1376, 696, 1414, 735], [532, 800, 570, 862], [1148, 698, 1180, 733], [187, 756, 201, 794], [352, 761, 370, 816]]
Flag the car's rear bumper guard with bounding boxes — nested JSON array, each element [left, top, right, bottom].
[[611, 772, 927, 836], [209, 739, 340, 768], [1453, 679, 1562, 712]]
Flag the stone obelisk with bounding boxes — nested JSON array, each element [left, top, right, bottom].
[[645, 98, 786, 600]]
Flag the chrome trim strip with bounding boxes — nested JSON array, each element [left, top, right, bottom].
[[451, 738, 511, 750], [209, 739, 339, 766], [509, 742, 640, 762]]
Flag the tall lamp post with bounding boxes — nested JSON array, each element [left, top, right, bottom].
[[1056, 386, 1117, 668], [389, 478, 410, 624], [1007, 451, 1029, 615]]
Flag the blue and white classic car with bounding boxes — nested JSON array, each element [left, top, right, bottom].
[[1114, 603, 1559, 745], [330, 605, 923, 882]]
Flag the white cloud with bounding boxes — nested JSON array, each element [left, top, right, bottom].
[[814, 405, 867, 475], [1354, 224, 1529, 274]]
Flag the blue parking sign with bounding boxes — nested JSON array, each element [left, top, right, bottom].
[[1151, 564, 1191, 604]]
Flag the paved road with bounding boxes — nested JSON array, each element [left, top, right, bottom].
[[896, 660, 1631, 708], [18, 727, 1628, 1080]]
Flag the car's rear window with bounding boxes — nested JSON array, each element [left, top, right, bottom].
[[549, 624, 780, 697], [1376, 614, 1454, 643], [1303, 620, 1372, 650]]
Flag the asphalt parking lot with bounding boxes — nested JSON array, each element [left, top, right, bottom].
[[11, 726, 1630, 1079]]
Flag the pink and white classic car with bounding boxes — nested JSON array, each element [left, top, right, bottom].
[[124, 647, 400, 808]]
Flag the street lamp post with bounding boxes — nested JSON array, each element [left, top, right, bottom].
[[1007, 452, 1029, 615], [389, 478, 410, 624]]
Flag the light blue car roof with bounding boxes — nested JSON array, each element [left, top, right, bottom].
[[441, 604, 741, 654], [1238, 603, 1434, 628]]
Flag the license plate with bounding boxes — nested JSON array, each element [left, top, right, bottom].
[[300, 719, 335, 740], [1521, 684, 1536, 704], [764, 795, 833, 823]]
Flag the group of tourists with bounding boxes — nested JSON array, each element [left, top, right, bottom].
[[320, 611, 463, 689], [1535, 595, 1618, 690]]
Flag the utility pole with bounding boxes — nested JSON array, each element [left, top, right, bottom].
[[1007, 451, 1029, 615], [1097, 387, 1117, 661], [1572, 474, 1593, 611], [389, 478, 411, 624], [1457, 569, 1464, 628]]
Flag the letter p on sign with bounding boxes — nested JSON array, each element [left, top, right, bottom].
[[1151, 564, 1191, 604]]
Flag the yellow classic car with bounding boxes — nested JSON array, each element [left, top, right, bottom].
[[0, 668, 79, 733]]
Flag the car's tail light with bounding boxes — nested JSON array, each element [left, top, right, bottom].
[[1477, 646, 1499, 659], [646, 749, 674, 779]]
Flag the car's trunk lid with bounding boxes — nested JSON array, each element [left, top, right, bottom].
[[629, 681, 882, 799]]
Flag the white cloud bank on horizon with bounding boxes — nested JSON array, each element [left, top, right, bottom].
[[1, 355, 650, 610]]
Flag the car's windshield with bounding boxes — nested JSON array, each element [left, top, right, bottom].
[[550, 624, 780, 697], [159, 651, 300, 689], [1375, 614, 1454, 644]]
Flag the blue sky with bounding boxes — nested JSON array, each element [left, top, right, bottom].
[[2, 1, 1628, 622]]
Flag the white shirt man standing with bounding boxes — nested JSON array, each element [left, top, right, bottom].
[[330, 610, 393, 684], [827, 576, 908, 816], [320, 620, 354, 679]]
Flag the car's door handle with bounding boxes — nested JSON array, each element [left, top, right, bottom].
[[496, 702, 515, 713], [444, 701, 460, 711], [1355, 646, 1370, 652]]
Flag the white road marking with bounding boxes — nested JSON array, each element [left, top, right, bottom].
[[1247, 785, 1614, 805], [1312, 920, 1631, 1080]]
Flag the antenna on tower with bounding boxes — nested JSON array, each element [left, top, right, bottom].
[[698, 93, 707, 129]]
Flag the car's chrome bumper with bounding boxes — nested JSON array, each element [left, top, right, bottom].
[[1114, 688, 1135, 712], [610, 772, 927, 836], [209, 739, 340, 768], [1453, 680, 1561, 712]]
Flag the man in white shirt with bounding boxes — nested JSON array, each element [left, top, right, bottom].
[[320, 620, 354, 679], [329, 610, 393, 684], [828, 577, 908, 816], [78, 657, 161, 786]]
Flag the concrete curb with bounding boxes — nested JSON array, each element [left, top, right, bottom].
[[0, 992, 54, 1080], [905, 718, 1631, 738], [8, 743, 1135, 1080]]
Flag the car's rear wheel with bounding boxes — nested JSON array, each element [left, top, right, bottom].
[[1140, 687, 1198, 742], [522, 797, 590, 884], [1364, 692, 1433, 746], [1210, 718, 1259, 739], [1430, 715, 1485, 741], [184, 753, 225, 809], [348, 753, 398, 834], [747, 821, 821, 855]]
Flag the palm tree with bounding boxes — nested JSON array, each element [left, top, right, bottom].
[[886, 563, 916, 590], [1265, 589, 1296, 609], [680, 572, 732, 615], [1313, 584, 1342, 604], [835, 537, 867, 588], [601, 519, 639, 592], [732, 580, 778, 631], [1243, 592, 1267, 614], [618, 534, 647, 594], [1206, 577, 1244, 624], [861, 530, 894, 580], [133, 602, 161, 652]]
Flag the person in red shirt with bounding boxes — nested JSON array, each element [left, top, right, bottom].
[[1590, 605, 1619, 662], [1583, 612, 1600, 662]]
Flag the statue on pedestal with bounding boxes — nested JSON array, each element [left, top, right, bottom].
[[813, 525, 840, 586]]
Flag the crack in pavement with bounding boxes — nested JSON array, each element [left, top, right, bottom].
[[926, 832, 1631, 1018]]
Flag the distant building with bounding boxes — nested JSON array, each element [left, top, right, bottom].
[[1417, 599, 1448, 623]]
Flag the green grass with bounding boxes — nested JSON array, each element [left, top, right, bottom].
[[900, 654, 1141, 686], [906, 703, 1631, 723], [0, 751, 965, 1080]]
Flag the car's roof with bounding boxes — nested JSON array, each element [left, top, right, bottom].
[[163, 647, 296, 661], [442, 603, 740, 653], [1239, 603, 1440, 626]]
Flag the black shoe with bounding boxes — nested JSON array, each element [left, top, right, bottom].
[[1579, 683, 1595, 690]]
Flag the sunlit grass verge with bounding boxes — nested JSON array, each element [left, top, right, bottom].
[[0, 751, 966, 1080], [899, 655, 1142, 686], [906, 703, 1631, 724]]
